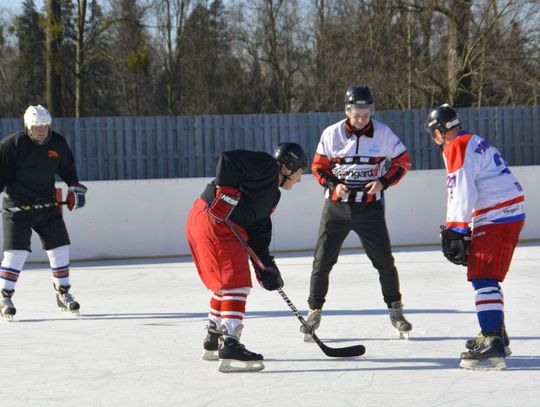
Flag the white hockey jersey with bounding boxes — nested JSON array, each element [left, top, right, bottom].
[[443, 131, 525, 233], [312, 118, 411, 203]]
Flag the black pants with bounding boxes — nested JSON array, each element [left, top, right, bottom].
[[2, 197, 70, 252], [308, 200, 402, 309]]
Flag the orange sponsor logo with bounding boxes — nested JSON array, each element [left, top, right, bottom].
[[48, 150, 59, 158]]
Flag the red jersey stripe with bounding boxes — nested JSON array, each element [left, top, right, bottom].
[[473, 195, 525, 216]]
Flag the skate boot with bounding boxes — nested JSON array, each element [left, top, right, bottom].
[[465, 325, 511, 356], [217, 325, 264, 373], [299, 309, 322, 342], [202, 321, 225, 361], [460, 332, 506, 370], [54, 284, 80, 314], [0, 289, 16, 321], [389, 301, 412, 339]]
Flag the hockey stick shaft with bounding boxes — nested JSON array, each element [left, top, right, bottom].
[[225, 220, 365, 358], [0, 201, 67, 214]]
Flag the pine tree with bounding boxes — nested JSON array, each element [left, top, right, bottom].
[[14, 0, 46, 108]]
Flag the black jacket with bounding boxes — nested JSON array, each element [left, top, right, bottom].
[[0, 131, 80, 203], [201, 150, 281, 266]]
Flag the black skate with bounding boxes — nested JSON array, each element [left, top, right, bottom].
[[218, 326, 264, 373], [0, 289, 16, 321], [460, 333, 506, 370], [202, 321, 224, 361], [54, 285, 80, 314], [465, 326, 511, 356], [389, 301, 412, 339], [299, 309, 321, 342]]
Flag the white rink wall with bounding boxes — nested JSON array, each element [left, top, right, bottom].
[[3, 166, 539, 262]]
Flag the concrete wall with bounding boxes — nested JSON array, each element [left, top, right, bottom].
[[4, 166, 539, 262]]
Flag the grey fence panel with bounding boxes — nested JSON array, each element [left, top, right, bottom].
[[533, 106, 540, 165], [0, 105, 538, 180]]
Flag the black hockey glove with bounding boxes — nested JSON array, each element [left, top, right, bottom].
[[254, 258, 284, 291], [255, 266, 284, 291], [66, 184, 88, 211], [440, 226, 471, 266]]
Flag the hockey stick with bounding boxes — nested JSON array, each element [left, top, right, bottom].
[[226, 220, 366, 358], [0, 201, 67, 214]]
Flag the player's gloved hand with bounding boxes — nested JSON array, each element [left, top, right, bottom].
[[254, 259, 284, 291], [208, 186, 241, 222], [440, 226, 471, 266], [66, 184, 88, 211]]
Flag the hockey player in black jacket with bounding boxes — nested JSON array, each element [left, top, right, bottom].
[[186, 142, 307, 372], [0, 105, 87, 320]]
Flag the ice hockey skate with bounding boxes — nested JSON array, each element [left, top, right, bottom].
[[300, 309, 322, 342], [0, 289, 16, 321], [460, 333, 506, 370], [389, 301, 412, 339], [465, 326, 511, 356], [54, 284, 80, 314], [202, 321, 224, 361], [217, 325, 264, 373]]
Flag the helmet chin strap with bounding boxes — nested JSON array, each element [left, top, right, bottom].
[[279, 165, 292, 187]]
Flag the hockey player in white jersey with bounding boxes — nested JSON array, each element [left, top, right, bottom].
[[303, 85, 413, 341], [426, 104, 525, 370]]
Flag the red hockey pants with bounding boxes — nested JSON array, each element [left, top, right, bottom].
[[186, 199, 252, 290]]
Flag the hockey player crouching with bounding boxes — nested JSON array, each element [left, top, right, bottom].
[[186, 143, 308, 373], [0, 105, 88, 321], [426, 104, 525, 370]]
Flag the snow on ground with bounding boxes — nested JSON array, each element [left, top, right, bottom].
[[1, 243, 539, 407]]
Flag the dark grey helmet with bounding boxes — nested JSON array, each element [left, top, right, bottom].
[[425, 104, 461, 136], [273, 142, 308, 173], [344, 85, 374, 107]]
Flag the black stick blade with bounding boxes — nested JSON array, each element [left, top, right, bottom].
[[310, 332, 365, 357], [320, 342, 366, 358]]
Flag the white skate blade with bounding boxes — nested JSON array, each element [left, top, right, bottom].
[[218, 359, 265, 373], [397, 330, 410, 340], [202, 350, 219, 361], [2, 314, 15, 322], [60, 308, 80, 316], [460, 357, 506, 371]]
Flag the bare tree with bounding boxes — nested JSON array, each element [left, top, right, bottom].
[[152, 0, 191, 114], [230, 0, 308, 112]]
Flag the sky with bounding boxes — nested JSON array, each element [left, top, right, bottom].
[[0, 0, 43, 17], [2, 243, 540, 406]]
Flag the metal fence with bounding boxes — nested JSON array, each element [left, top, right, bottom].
[[1, 105, 538, 180]]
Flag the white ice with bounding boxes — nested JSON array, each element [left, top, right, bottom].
[[2, 243, 540, 407]]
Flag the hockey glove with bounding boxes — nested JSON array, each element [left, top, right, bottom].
[[254, 260, 284, 291], [208, 186, 241, 222], [66, 184, 88, 211], [440, 226, 471, 266]]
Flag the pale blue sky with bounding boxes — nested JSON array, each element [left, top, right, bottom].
[[0, 0, 44, 16]]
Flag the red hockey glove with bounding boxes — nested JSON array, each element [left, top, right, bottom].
[[66, 184, 88, 211], [208, 186, 241, 222]]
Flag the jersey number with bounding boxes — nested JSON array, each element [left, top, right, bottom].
[[493, 153, 511, 175]]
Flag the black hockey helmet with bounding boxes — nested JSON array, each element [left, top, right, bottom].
[[273, 142, 308, 173], [344, 85, 374, 115], [425, 104, 461, 136]]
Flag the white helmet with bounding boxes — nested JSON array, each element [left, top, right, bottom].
[[24, 105, 52, 129]]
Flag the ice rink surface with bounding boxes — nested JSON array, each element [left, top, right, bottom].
[[2, 243, 540, 407]]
